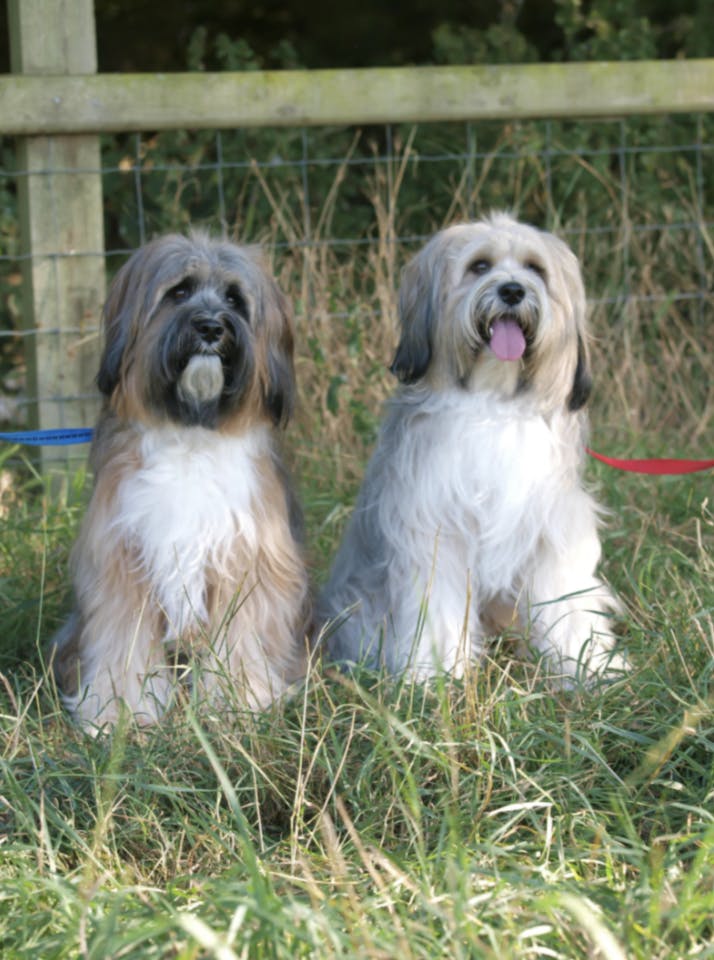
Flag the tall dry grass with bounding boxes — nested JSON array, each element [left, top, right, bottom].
[[233, 125, 713, 571]]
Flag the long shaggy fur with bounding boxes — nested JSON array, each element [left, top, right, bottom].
[[319, 213, 624, 680], [51, 233, 309, 729]]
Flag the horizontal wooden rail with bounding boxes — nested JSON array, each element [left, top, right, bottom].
[[2, 60, 714, 135]]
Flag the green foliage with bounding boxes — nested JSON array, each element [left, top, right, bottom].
[[186, 25, 302, 73], [432, 21, 539, 65], [83, 0, 714, 72], [554, 0, 658, 60]]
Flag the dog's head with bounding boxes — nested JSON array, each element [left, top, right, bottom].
[[391, 213, 591, 411], [97, 233, 295, 430]]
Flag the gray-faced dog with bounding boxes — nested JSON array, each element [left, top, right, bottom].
[[52, 234, 309, 730]]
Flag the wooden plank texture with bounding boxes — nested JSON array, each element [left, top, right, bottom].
[[8, 0, 105, 472], [1, 60, 714, 135]]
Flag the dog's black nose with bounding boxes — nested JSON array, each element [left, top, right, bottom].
[[498, 282, 526, 306], [192, 316, 225, 344]]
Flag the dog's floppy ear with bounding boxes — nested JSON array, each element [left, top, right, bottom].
[[567, 335, 592, 411], [556, 240, 592, 412], [260, 276, 296, 427], [96, 255, 140, 397], [390, 248, 436, 384], [543, 230, 592, 412]]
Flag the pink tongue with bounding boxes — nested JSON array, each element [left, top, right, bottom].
[[489, 319, 526, 361]]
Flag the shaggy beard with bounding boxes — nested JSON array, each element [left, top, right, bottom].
[[150, 318, 254, 427]]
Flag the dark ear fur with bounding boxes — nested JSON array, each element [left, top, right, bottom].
[[567, 336, 592, 411], [390, 252, 435, 384], [95, 257, 137, 397], [262, 279, 296, 427], [264, 345, 295, 426], [96, 331, 129, 397], [390, 323, 432, 384]]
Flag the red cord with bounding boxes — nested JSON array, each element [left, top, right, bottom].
[[587, 448, 714, 475]]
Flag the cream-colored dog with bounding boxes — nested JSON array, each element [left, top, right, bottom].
[[51, 234, 309, 729], [320, 213, 624, 681]]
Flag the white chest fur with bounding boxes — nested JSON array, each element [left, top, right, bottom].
[[114, 425, 268, 631], [379, 389, 587, 592]]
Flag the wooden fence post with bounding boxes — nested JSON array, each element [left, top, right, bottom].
[[8, 0, 105, 474]]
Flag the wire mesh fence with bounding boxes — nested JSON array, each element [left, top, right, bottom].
[[1, 112, 713, 476]]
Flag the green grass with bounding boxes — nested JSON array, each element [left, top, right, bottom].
[[0, 450, 712, 958]]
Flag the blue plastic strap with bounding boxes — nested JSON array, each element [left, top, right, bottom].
[[0, 428, 94, 447]]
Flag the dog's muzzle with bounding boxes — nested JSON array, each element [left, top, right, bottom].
[[171, 309, 241, 409]]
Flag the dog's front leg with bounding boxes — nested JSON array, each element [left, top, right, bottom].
[[520, 548, 624, 683]]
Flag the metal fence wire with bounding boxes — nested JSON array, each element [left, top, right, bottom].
[[0, 113, 713, 467]]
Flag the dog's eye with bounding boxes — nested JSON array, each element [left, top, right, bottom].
[[526, 261, 546, 280], [225, 285, 243, 308], [468, 259, 491, 276], [225, 284, 248, 317], [166, 280, 194, 302]]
